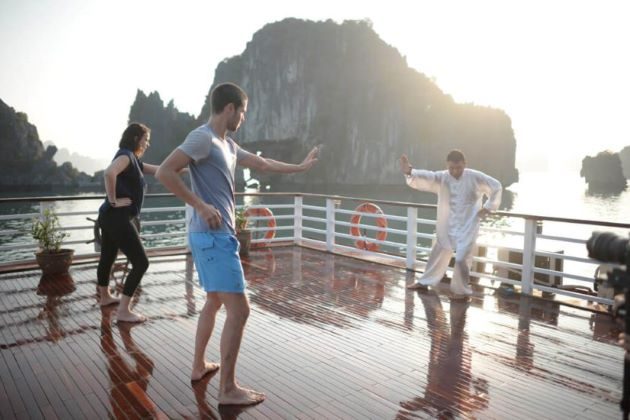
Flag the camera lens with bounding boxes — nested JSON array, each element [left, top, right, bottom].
[[587, 231, 629, 265]]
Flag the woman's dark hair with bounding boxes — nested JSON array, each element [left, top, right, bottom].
[[119, 122, 150, 151], [211, 82, 248, 114]]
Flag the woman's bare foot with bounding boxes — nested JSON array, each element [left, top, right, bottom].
[[99, 295, 120, 307], [116, 311, 146, 323], [116, 294, 145, 323], [98, 285, 119, 307], [218, 386, 265, 406], [191, 361, 220, 382]]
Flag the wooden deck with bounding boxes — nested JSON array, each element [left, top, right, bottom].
[[0, 246, 623, 419]]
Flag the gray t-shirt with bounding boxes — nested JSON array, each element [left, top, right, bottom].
[[178, 124, 249, 233]]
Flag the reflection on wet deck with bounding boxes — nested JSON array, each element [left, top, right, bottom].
[[0, 246, 623, 419]]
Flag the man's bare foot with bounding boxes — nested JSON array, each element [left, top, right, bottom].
[[218, 386, 265, 406], [99, 296, 120, 307], [407, 282, 428, 290], [191, 362, 220, 382], [116, 311, 147, 323]]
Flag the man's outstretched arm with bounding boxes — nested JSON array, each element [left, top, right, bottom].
[[400, 154, 441, 193], [400, 154, 413, 176], [239, 147, 318, 173]]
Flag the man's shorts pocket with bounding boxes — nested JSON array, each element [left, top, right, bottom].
[[189, 232, 245, 293]]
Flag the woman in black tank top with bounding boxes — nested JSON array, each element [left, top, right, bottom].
[[96, 122, 159, 323]]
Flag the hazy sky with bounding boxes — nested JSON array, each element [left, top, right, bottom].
[[1, 0, 628, 173]]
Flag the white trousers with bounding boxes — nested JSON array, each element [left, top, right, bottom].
[[418, 237, 475, 295]]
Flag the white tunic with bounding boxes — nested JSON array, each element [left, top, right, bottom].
[[406, 168, 502, 253]]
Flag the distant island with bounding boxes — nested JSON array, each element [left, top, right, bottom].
[[0, 99, 100, 190], [580, 150, 627, 193], [44, 141, 108, 176]]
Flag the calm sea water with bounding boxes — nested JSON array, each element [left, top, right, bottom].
[[506, 170, 630, 223], [1, 170, 628, 286]]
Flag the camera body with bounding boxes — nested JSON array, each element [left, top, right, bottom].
[[588, 231, 629, 293], [587, 231, 630, 269], [587, 231, 630, 416], [588, 231, 630, 316]]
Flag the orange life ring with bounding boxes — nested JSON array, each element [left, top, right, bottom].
[[244, 207, 276, 247], [349, 202, 388, 251]]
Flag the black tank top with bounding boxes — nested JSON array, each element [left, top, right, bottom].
[[99, 148, 145, 217]]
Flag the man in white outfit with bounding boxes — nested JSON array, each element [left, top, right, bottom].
[[400, 150, 502, 297]]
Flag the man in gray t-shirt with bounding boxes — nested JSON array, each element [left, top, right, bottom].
[[156, 82, 318, 406], [178, 123, 247, 234]]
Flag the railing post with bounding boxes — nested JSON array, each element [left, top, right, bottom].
[[326, 198, 335, 252], [521, 218, 537, 295], [294, 195, 303, 245], [406, 207, 418, 270]]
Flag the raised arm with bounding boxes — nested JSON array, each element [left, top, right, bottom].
[[142, 163, 159, 176], [143, 163, 187, 177], [400, 154, 441, 193], [238, 146, 318, 173]]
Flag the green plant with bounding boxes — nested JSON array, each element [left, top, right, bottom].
[[235, 207, 249, 233], [31, 208, 68, 252]]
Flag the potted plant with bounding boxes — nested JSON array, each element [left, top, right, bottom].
[[235, 207, 251, 257], [31, 208, 74, 275]]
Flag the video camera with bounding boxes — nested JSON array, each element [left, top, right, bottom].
[[588, 231, 630, 266], [586, 232, 630, 293], [587, 231, 630, 418], [588, 231, 630, 294]]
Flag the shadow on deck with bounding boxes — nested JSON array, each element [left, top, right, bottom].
[[0, 246, 623, 419]]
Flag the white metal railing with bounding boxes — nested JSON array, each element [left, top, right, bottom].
[[1, 193, 628, 306], [295, 195, 628, 306]]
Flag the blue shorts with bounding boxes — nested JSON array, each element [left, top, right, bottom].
[[189, 232, 246, 293]]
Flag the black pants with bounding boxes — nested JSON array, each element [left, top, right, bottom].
[[97, 208, 148, 297]]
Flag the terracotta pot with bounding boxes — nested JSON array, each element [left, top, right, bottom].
[[237, 230, 252, 257], [35, 249, 75, 276], [37, 272, 76, 296]]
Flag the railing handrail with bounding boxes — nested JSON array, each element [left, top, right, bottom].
[[0, 191, 304, 203], [2, 192, 628, 229]]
